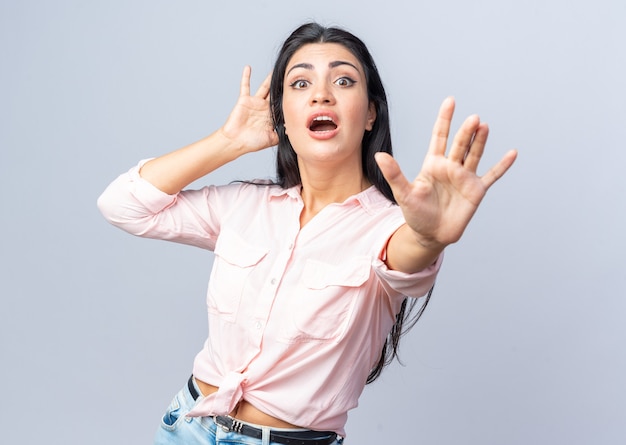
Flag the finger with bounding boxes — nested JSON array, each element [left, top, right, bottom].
[[374, 152, 411, 199], [481, 149, 518, 189], [239, 65, 251, 97], [254, 72, 272, 99], [448, 114, 481, 163], [462, 122, 489, 173], [427, 97, 455, 157]]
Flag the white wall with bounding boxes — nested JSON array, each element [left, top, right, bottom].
[[1, 1, 624, 443]]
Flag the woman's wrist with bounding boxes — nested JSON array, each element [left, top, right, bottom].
[[385, 224, 445, 273]]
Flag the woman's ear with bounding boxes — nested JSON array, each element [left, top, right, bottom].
[[366, 102, 377, 131]]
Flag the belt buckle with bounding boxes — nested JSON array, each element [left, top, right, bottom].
[[215, 416, 245, 434], [231, 419, 244, 433], [214, 416, 231, 433]]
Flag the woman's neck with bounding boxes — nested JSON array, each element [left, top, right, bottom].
[[298, 163, 371, 227]]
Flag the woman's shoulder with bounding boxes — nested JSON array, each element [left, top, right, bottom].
[[200, 179, 297, 205], [211, 179, 280, 194]]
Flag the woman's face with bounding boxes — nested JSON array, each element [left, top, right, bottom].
[[282, 43, 376, 169]]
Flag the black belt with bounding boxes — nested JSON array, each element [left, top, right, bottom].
[[187, 376, 338, 445]]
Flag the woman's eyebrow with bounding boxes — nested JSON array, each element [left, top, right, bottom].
[[286, 63, 313, 75], [286, 60, 360, 76], [329, 60, 360, 72]]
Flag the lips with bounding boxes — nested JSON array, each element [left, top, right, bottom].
[[309, 115, 337, 132], [306, 112, 339, 140]]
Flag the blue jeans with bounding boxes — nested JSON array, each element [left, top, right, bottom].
[[154, 379, 344, 445]]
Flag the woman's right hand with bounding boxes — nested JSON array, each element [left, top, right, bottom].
[[220, 66, 279, 154], [137, 66, 278, 195]]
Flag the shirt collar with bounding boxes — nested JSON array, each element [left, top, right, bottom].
[[268, 183, 395, 214], [349, 185, 396, 214], [268, 184, 301, 201]]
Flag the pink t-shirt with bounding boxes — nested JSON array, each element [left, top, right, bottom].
[[97, 161, 443, 436]]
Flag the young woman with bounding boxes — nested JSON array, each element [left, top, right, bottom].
[[98, 22, 516, 445]]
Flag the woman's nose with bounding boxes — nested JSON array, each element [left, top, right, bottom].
[[310, 83, 335, 105]]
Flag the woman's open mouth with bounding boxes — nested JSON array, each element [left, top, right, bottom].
[[309, 115, 338, 132], [307, 113, 339, 140]]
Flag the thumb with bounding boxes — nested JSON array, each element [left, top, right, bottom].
[[375, 152, 411, 198]]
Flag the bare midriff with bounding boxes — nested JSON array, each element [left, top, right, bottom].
[[194, 377, 301, 429]]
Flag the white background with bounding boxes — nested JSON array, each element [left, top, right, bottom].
[[1, 1, 625, 443]]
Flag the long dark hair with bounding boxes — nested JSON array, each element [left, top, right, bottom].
[[270, 22, 432, 383]]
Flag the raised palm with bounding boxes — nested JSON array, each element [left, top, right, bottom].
[[376, 97, 517, 249], [221, 66, 278, 153]]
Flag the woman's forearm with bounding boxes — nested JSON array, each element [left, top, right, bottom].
[[385, 223, 445, 273], [138, 129, 244, 195]]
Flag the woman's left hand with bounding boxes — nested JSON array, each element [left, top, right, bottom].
[[375, 97, 517, 252]]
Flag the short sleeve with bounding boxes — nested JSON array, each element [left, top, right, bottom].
[[97, 159, 221, 250], [372, 252, 444, 299]]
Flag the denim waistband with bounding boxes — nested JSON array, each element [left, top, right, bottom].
[[187, 375, 338, 445]]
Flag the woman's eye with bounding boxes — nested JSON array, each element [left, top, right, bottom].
[[290, 80, 309, 89], [335, 77, 355, 87]]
